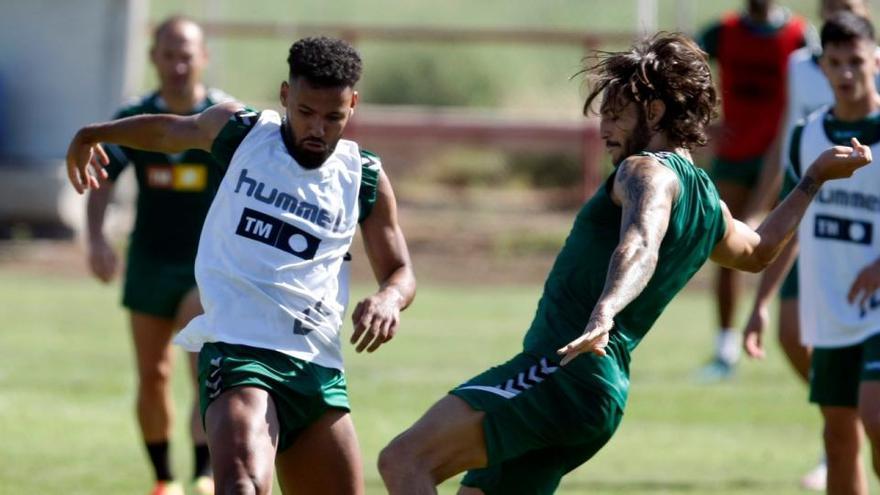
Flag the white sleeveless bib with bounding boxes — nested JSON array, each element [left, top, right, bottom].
[[175, 110, 361, 370], [792, 109, 880, 347]]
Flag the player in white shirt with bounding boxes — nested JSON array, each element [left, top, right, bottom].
[[65, 37, 416, 495], [744, 13, 880, 494], [742, 1, 871, 489]]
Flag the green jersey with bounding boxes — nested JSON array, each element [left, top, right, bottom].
[[524, 152, 726, 405], [104, 89, 231, 262]]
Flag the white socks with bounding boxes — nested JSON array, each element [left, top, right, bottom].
[[716, 328, 741, 365]]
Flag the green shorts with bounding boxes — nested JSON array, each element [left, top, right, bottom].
[[779, 259, 799, 300], [198, 342, 350, 453], [710, 156, 764, 188], [809, 333, 880, 407], [122, 244, 196, 318], [451, 352, 624, 495]]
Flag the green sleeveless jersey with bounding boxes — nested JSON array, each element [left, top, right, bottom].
[[523, 152, 726, 405], [104, 89, 232, 262]]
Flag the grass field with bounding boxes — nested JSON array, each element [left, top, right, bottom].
[[2, 267, 879, 494]]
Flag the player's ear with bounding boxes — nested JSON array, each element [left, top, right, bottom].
[[280, 80, 290, 107], [647, 99, 666, 129], [350, 90, 359, 113]]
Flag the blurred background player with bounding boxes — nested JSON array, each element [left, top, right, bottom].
[[697, 0, 812, 381], [740, 0, 871, 490], [745, 12, 880, 494], [85, 16, 228, 495]]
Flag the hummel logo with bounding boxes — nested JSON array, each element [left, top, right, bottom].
[[455, 358, 560, 400]]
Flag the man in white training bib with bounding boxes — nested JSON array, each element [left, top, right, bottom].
[[66, 36, 416, 495]]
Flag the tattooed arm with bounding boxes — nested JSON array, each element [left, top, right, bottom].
[[558, 155, 679, 364], [711, 138, 871, 272]]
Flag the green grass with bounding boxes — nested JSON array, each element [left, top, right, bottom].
[[2, 269, 878, 494]]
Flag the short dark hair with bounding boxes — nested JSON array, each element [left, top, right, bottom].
[[287, 37, 363, 88], [581, 33, 718, 150], [821, 11, 876, 48]]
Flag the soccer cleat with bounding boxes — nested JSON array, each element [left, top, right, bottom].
[[193, 475, 215, 495], [150, 481, 184, 495], [695, 357, 736, 383], [800, 460, 827, 491]]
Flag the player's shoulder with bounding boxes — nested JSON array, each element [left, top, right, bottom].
[[802, 104, 831, 128], [617, 153, 678, 183], [333, 140, 383, 171], [359, 148, 382, 172]]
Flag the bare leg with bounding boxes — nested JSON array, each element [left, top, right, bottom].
[[777, 298, 810, 382], [858, 381, 880, 480], [379, 395, 488, 495], [821, 406, 866, 495], [174, 288, 207, 447], [275, 409, 365, 495], [130, 312, 177, 443], [205, 386, 278, 495]]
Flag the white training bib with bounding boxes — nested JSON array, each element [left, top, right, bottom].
[[175, 110, 361, 370], [792, 109, 880, 347]]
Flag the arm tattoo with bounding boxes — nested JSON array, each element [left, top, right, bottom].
[[796, 175, 820, 197], [597, 163, 676, 316]]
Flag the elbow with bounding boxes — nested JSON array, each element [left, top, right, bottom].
[[745, 249, 776, 273], [741, 262, 765, 274]]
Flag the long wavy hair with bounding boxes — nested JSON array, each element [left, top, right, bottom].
[[581, 33, 718, 150]]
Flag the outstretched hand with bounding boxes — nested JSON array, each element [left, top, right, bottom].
[[66, 129, 109, 194], [557, 313, 614, 366], [809, 137, 872, 183]]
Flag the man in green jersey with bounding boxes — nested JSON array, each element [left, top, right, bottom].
[[85, 17, 226, 495], [378, 33, 872, 495]]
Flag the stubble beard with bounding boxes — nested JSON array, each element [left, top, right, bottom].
[[619, 115, 653, 162]]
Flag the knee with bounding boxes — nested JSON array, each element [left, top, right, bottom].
[[138, 361, 173, 391], [217, 476, 259, 495], [378, 436, 419, 481], [215, 468, 270, 495]]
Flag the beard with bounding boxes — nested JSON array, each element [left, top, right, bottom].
[[291, 138, 337, 169], [618, 114, 653, 162]]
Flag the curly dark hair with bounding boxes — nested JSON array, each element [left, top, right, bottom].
[[581, 33, 718, 150], [287, 36, 363, 88]]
